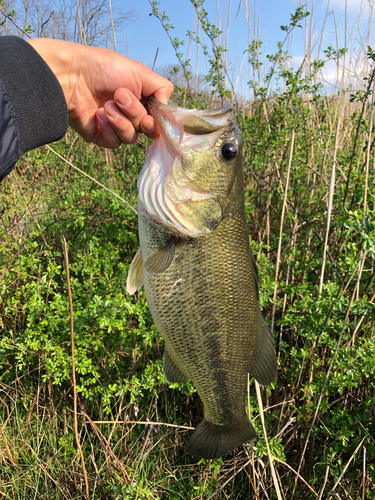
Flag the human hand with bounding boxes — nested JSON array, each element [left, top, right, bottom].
[[27, 38, 174, 148]]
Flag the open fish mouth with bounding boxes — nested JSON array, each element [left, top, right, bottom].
[[147, 96, 233, 151], [137, 98, 237, 238]]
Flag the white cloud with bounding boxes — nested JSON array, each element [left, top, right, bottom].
[[325, 0, 373, 15], [288, 54, 368, 89]]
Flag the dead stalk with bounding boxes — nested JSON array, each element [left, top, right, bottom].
[[362, 446, 367, 500], [328, 438, 365, 495], [319, 118, 341, 294], [63, 238, 89, 499], [0, 424, 16, 466], [272, 455, 318, 497], [255, 381, 283, 500], [107, 0, 117, 51], [152, 47, 159, 71], [318, 465, 330, 500], [363, 93, 374, 224], [271, 130, 295, 334], [81, 403, 130, 482]]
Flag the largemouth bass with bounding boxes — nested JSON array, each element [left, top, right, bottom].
[[127, 97, 277, 459]]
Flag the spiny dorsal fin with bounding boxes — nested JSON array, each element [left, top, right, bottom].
[[126, 248, 144, 295], [144, 239, 175, 274]]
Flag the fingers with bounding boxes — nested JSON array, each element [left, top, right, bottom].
[[140, 115, 160, 139], [152, 83, 174, 105], [95, 108, 122, 148], [95, 80, 174, 147], [99, 88, 160, 144], [135, 66, 174, 105]]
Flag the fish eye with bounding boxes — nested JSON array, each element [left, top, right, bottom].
[[221, 142, 237, 160]]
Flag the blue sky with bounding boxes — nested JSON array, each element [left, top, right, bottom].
[[115, 0, 374, 91]]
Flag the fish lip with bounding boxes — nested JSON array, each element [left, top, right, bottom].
[[146, 96, 234, 119], [146, 96, 172, 114]]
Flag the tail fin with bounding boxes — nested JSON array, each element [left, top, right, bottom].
[[184, 414, 256, 460]]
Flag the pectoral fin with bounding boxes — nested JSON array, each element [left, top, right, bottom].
[[163, 347, 188, 384], [126, 248, 144, 295], [144, 239, 175, 274]]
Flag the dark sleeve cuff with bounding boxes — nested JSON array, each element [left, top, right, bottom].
[[0, 36, 68, 157]]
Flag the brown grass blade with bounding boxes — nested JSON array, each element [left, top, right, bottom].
[[319, 117, 340, 294], [271, 130, 295, 333], [255, 381, 283, 500], [63, 238, 89, 499]]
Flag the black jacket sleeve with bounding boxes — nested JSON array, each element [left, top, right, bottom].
[[0, 36, 68, 181]]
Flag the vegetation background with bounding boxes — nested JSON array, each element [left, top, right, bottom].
[[0, 0, 374, 498]]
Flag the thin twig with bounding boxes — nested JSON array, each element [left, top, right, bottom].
[[318, 465, 330, 500], [0, 7, 32, 37], [152, 47, 159, 71], [46, 145, 137, 214], [238, 455, 260, 500], [63, 238, 89, 499], [363, 92, 374, 224], [80, 404, 130, 482], [93, 420, 194, 430], [294, 277, 361, 493], [328, 438, 365, 495], [206, 457, 253, 500], [272, 455, 318, 497]]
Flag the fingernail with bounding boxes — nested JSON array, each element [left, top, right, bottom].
[[97, 108, 108, 123], [105, 102, 120, 120], [118, 92, 132, 109], [142, 119, 156, 134]]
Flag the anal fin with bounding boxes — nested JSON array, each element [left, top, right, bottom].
[[163, 347, 188, 384]]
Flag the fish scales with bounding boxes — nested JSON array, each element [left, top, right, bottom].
[[127, 97, 277, 459]]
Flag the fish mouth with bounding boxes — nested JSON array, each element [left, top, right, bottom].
[[146, 96, 233, 149]]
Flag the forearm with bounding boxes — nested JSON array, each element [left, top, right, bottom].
[[0, 36, 68, 181]]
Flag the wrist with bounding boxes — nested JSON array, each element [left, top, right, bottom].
[[27, 38, 81, 108]]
